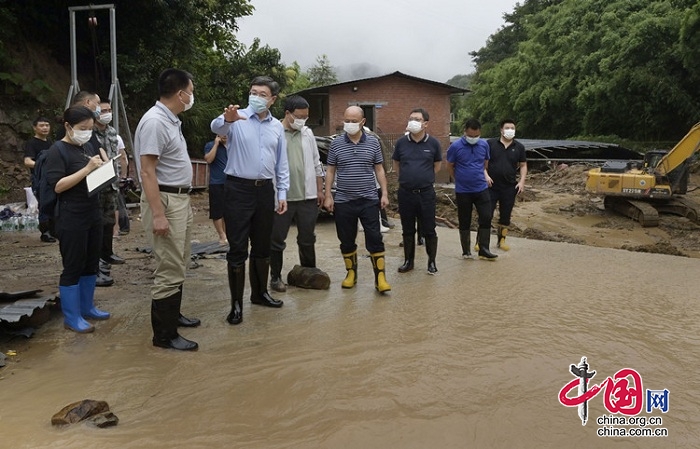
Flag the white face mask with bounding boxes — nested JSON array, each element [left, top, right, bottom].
[[291, 117, 307, 131], [465, 136, 480, 145], [181, 91, 194, 111], [406, 120, 423, 134], [70, 127, 93, 145], [343, 122, 361, 135], [503, 129, 516, 140], [97, 113, 113, 125]]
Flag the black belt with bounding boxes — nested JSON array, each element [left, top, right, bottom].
[[227, 175, 271, 186], [158, 185, 191, 194], [401, 185, 433, 194]]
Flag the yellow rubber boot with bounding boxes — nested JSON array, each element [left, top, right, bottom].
[[497, 226, 510, 251], [370, 252, 391, 293], [341, 251, 357, 288]]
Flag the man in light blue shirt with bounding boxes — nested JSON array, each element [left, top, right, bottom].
[[211, 76, 290, 325]]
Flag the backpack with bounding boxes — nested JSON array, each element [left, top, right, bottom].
[[35, 142, 68, 218]]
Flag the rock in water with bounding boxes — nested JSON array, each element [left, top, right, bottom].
[[286, 265, 331, 290], [51, 399, 110, 425], [88, 411, 119, 428]]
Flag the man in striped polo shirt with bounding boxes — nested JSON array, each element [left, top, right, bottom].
[[323, 106, 391, 293]]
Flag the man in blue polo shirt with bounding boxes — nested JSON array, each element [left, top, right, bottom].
[[211, 76, 290, 325], [323, 106, 391, 293], [392, 108, 442, 274], [445, 118, 497, 261]]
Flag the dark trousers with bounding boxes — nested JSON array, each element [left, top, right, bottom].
[[333, 198, 384, 254], [271, 199, 318, 252], [224, 178, 275, 267], [57, 221, 102, 286], [456, 189, 492, 231], [398, 186, 437, 238], [489, 184, 517, 226]]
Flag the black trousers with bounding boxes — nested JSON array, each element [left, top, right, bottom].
[[397, 186, 437, 238], [489, 183, 518, 226], [456, 189, 492, 231], [333, 197, 384, 254], [57, 221, 102, 286], [223, 178, 275, 267]]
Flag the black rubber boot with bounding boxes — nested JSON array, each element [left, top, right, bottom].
[[459, 230, 473, 259], [176, 284, 201, 327], [269, 250, 287, 292], [250, 257, 283, 308], [398, 235, 415, 273], [226, 264, 245, 325], [477, 228, 498, 261], [425, 235, 438, 274], [298, 244, 316, 268], [151, 292, 198, 351]]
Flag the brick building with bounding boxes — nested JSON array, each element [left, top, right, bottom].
[[294, 71, 468, 181]]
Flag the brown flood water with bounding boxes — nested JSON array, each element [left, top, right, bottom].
[[1, 223, 699, 448]]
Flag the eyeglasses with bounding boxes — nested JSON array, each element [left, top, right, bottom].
[[408, 117, 424, 122], [290, 114, 308, 120], [249, 91, 271, 99]]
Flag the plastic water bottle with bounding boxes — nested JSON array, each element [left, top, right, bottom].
[[25, 214, 39, 232], [0, 219, 12, 232]]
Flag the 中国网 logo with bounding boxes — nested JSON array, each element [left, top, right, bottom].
[[558, 357, 670, 438]]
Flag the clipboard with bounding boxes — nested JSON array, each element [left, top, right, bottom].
[[86, 155, 120, 196]]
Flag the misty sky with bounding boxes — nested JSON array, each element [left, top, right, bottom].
[[235, 0, 521, 84]]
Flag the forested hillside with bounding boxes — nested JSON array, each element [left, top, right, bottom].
[[465, 0, 700, 139]]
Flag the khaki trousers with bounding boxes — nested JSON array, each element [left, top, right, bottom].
[[141, 191, 193, 300]]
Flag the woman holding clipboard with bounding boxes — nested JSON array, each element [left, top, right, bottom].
[[44, 105, 111, 333]]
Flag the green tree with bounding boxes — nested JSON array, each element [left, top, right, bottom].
[[307, 54, 338, 87], [469, 0, 699, 140], [283, 61, 311, 94]]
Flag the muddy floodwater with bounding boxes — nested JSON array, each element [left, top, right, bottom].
[[1, 222, 699, 448]]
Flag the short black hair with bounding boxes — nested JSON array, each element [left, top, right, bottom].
[[463, 118, 481, 131], [250, 76, 280, 96], [284, 95, 309, 113], [500, 118, 516, 128], [71, 90, 97, 106], [99, 98, 112, 105], [63, 106, 95, 127], [32, 116, 51, 126], [410, 108, 429, 121], [158, 68, 194, 98]]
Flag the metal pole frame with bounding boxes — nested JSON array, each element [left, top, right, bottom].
[[66, 3, 132, 151]]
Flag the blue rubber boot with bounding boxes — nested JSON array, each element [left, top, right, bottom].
[[59, 285, 95, 333], [79, 275, 111, 320]]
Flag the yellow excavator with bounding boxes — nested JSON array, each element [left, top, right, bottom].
[[585, 122, 700, 226]]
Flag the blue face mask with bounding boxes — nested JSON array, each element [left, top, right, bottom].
[[248, 95, 269, 113], [465, 136, 480, 145]]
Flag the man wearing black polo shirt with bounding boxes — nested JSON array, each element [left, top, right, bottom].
[[324, 106, 391, 293], [487, 119, 527, 251], [392, 108, 442, 274]]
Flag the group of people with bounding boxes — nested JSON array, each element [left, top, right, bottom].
[[32, 67, 526, 352]]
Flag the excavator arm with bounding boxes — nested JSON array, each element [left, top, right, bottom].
[[655, 122, 700, 176]]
